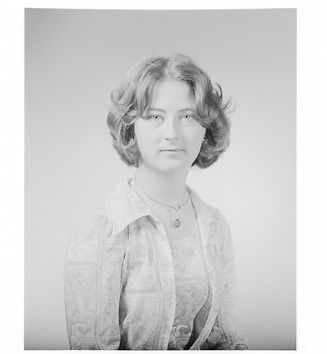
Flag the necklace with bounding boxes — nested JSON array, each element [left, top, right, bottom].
[[133, 177, 190, 229]]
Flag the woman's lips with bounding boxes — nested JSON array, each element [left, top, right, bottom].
[[160, 149, 184, 152]]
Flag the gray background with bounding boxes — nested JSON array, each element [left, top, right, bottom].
[[25, 9, 296, 350]]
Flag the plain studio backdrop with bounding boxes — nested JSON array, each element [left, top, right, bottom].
[[25, 9, 296, 350]]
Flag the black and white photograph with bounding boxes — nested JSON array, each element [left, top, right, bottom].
[[6, 0, 327, 352], [23, 7, 298, 350], [23, 7, 297, 351]]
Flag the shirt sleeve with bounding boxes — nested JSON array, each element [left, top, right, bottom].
[[63, 212, 126, 350], [210, 211, 248, 350]]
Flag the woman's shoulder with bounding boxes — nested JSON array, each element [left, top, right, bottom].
[[65, 207, 117, 265], [210, 205, 230, 227], [71, 178, 139, 242], [187, 184, 229, 223], [74, 205, 112, 242]]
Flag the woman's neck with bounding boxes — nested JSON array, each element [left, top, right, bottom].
[[134, 166, 188, 207]]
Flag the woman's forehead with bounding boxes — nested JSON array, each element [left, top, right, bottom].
[[148, 79, 195, 106]]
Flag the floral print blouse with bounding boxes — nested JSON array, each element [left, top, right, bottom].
[[167, 225, 209, 349], [64, 178, 248, 350]]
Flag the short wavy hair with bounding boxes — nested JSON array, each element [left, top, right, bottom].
[[107, 53, 231, 168]]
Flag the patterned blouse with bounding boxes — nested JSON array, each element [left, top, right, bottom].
[[64, 178, 248, 350], [168, 224, 209, 349]]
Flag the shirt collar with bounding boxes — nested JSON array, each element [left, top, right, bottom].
[[104, 177, 211, 236]]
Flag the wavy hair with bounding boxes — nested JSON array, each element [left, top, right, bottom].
[[106, 54, 231, 168]]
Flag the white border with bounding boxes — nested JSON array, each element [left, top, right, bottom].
[[1, 0, 327, 353]]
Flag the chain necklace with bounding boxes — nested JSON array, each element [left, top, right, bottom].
[[133, 177, 190, 229]]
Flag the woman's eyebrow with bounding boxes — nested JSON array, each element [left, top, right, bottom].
[[178, 108, 196, 113], [147, 107, 196, 113], [147, 107, 166, 112]]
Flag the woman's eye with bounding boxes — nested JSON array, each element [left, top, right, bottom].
[[148, 114, 163, 121], [181, 114, 194, 121]]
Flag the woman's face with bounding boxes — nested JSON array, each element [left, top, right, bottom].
[[134, 79, 206, 174]]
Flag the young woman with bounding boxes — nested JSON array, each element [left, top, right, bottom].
[[64, 54, 248, 350]]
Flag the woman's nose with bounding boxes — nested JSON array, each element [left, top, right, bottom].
[[164, 117, 180, 140]]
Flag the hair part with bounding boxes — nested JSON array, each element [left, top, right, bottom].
[[107, 53, 231, 168]]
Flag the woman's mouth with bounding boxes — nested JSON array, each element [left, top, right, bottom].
[[160, 149, 184, 153]]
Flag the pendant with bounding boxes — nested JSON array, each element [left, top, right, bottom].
[[171, 216, 182, 228]]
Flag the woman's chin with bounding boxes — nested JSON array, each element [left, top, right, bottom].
[[142, 161, 190, 175]]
